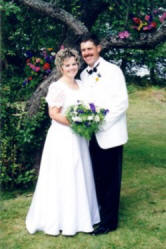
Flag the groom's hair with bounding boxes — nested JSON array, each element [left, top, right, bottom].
[[79, 33, 100, 46]]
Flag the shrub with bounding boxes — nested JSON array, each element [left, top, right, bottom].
[[0, 96, 50, 190]]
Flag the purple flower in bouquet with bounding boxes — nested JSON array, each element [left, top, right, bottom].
[[102, 109, 109, 115], [85, 121, 90, 127], [89, 103, 96, 113], [77, 109, 84, 114]]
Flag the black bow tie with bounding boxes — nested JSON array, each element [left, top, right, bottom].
[[87, 63, 100, 75]]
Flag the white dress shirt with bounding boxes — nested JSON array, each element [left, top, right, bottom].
[[80, 57, 128, 149]]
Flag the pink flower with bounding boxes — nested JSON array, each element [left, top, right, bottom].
[[132, 17, 141, 24], [60, 45, 65, 50], [143, 22, 157, 31], [118, 31, 130, 39], [151, 22, 157, 28], [35, 66, 40, 72], [143, 26, 150, 31], [159, 12, 166, 23], [28, 63, 36, 70], [145, 15, 150, 21], [36, 58, 41, 63], [132, 25, 139, 30], [26, 59, 30, 64], [153, 9, 159, 15], [28, 63, 40, 72]]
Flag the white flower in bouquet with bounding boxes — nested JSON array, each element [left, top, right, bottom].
[[94, 115, 100, 122], [72, 116, 82, 122], [87, 116, 94, 121], [95, 107, 100, 113]]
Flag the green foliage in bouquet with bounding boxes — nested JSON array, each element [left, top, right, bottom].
[[66, 101, 109, 140]]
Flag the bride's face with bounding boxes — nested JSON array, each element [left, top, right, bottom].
[[61, 56, 78, 79]]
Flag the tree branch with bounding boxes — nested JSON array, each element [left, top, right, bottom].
[[18, 0, 88, 35]]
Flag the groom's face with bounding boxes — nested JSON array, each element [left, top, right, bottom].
[[80, 40, 101, 67]]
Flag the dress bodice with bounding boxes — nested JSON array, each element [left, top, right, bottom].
[[46, 79, 84, 115]]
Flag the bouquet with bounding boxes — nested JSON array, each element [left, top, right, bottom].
[[66, 100, 109, 140]]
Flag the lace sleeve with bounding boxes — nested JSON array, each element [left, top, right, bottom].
[[45, 82, 65, 107]]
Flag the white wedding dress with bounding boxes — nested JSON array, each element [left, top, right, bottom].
[[26, 80, 100, 236]]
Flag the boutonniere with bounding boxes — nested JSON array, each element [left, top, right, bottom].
[[95, 73, 101, 82]]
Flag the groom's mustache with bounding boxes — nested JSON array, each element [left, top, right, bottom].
[[84, 54, 93, 58]]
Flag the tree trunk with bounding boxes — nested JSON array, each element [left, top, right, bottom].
[[25, 68, 58, 115]]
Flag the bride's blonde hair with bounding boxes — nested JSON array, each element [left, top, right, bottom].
[[55, 48, 80, 74]]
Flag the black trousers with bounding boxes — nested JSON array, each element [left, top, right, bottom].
[[90, 135, 123, 228]]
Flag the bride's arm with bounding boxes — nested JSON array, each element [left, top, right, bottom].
[[49, 106, 70, 126]]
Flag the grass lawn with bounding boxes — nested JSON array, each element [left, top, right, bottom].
[[1, 87, 166, 249]]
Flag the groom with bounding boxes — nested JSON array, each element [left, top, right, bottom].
[[79, 34, 128, 235]]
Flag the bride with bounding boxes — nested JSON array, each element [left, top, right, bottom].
[[25, 48, 100, 236]]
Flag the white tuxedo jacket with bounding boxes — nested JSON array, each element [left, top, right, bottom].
[[80, 57, 128, 149]]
